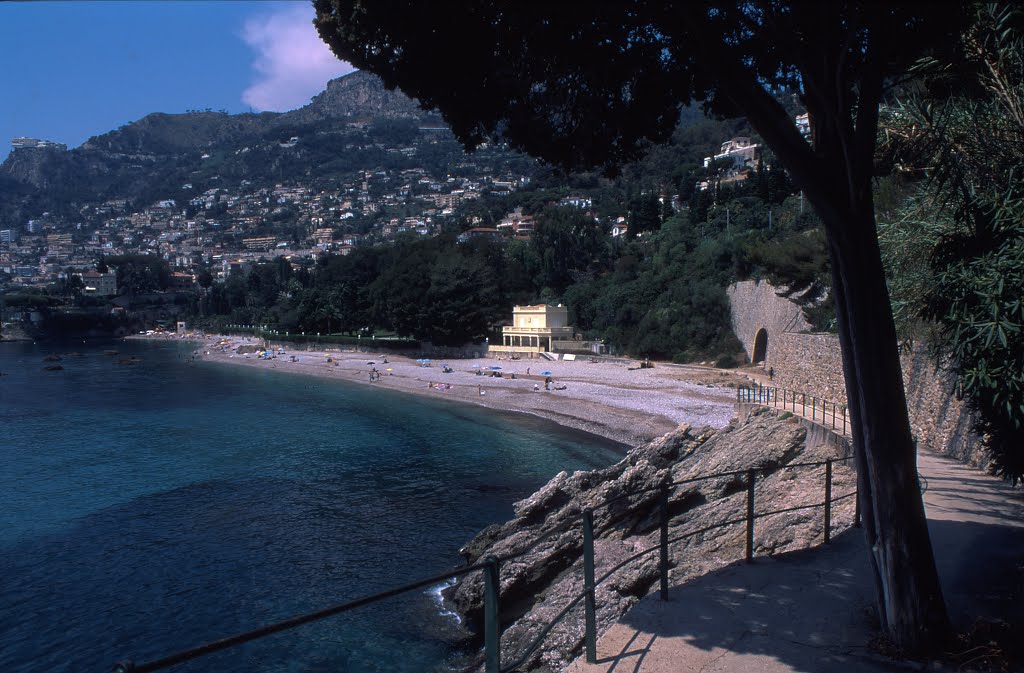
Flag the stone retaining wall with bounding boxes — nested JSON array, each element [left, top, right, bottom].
[[728, 280, 984, 467]]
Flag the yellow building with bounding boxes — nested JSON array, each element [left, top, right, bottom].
[[490, 304, 576, 355]]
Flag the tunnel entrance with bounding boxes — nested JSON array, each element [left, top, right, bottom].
[[752, 328, 768, 365]]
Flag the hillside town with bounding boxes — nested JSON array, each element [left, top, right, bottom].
[[0, 135, 549, 291]]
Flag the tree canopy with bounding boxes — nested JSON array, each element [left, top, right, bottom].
[[315, 0, 971, 652]]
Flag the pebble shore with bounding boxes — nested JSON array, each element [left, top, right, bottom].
[[168, 334, 746, 447]]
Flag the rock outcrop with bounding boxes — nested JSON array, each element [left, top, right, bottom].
[[449, 408, 856, 672]]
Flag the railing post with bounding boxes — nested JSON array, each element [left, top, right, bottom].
[[746, 469, 756, 562], [483, 556, 501, 673], [582, 509, 598, 664], [659, 484, 670, 601], [802, 393, 806, 416], [831, 403, 836, 429], [854, 471, 861, 528], [824, 459, 833, 544], [783, 389, 786, 408], [812, 397, 816, 421]]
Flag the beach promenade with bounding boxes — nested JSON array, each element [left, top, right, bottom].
[[562, 417, 1024, 673]]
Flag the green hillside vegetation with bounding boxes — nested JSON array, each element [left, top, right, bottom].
[[878, 3, 1024, 481], [2, 70, 829, 363], [192, 125, 824, 361]]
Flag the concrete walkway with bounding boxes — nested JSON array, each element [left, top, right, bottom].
[[564, 450, 1024, 673]]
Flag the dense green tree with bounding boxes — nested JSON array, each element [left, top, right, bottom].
[[627, 192, 661, 239], [314, 0, 972, 649], [106, 254, 171, 295], [529, 206, 610, 294], [879, 3, 1024, 482], [421, 255, 498, 345]]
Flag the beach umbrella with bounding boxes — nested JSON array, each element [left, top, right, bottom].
[[541, 370, 553, 376], [489, 366, 502, 370], [386, 368, 393, 371]]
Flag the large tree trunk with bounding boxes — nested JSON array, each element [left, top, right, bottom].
[[721, 41, 954, 651], [823, 195, 952, 652]]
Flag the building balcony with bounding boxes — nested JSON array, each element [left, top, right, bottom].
[[501, 326, 574, 335]]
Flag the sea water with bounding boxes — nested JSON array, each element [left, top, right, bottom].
[[0, 339, 624, 673]]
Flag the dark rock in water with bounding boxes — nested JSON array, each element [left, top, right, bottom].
[[116, 357, 143, 365], [63, 352, 85, 357], [450, 408, 855, 672], [42, 354, 62, 362], [104, 350, 119, 356], [44, 364, 64, 371]]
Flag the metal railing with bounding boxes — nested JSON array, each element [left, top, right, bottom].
[[111, 454, 858, 673], [737, 382, 851, 435]]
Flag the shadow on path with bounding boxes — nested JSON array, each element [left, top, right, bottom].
[[566, 451, 1024, 673]]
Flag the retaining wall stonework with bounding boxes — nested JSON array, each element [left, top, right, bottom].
[[727, 279, 811, 360], [727, 281, 984, 467], [901, 348, 985, 467]]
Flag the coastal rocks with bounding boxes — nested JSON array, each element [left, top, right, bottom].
[[449, 407, 856, 672]]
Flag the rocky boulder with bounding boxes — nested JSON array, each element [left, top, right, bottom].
[[448, 408, 856, 672]]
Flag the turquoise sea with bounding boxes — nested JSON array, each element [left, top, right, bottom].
[[0, 339, 624, 673]]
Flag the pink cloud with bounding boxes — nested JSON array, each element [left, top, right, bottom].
[[241, 3, 354, 112]]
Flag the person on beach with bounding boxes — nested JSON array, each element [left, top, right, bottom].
[[769, 367, 775, 381]]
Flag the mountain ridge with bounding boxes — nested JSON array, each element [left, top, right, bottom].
[[0, 70, 440, 224], [74, 69, 428, 157]]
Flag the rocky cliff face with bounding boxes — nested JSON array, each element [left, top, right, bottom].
[[278, 69, 426, 125], [0, 145, 72, 190], [449, 408, 856, 672]]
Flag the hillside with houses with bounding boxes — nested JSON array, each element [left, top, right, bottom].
[[1, 71, 820, 361]]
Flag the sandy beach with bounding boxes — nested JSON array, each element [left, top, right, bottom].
[[172, 334, 747, 447]]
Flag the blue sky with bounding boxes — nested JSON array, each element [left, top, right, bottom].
[[0, 0, 354, 161]]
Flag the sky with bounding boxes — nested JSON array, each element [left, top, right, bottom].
[[0, 0, 355, 161]]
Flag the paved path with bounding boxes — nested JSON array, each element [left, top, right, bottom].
[[564, 448, 1024, 673]]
